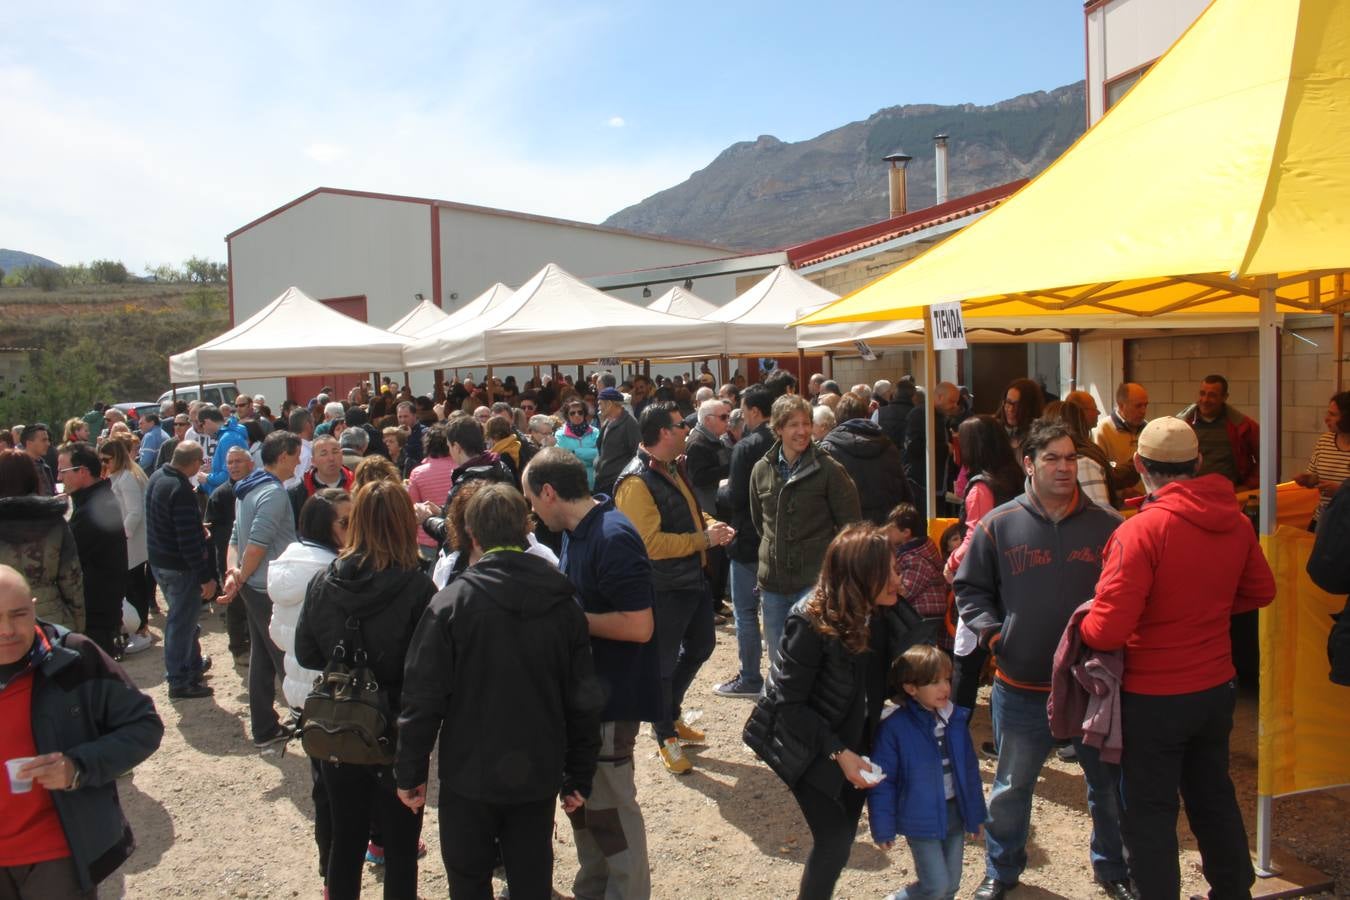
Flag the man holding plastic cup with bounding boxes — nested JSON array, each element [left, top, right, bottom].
[[0, 564, 163, 898]]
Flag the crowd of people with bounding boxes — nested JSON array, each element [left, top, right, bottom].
[[0, 362, 1312, 900]]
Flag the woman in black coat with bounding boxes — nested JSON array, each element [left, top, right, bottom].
[[761, 524, 926, 900], [295, 480, 436, 900]]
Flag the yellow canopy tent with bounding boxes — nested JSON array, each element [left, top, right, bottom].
[[797, 0, 1350, 876]]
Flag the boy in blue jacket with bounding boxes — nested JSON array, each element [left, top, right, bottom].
[[868, 644, 986, 900]]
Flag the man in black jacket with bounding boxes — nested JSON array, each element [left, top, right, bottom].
[[57, 442, 128, 658], [203, 446, 253, 665], [0, 565, 163, 896], [902, 381, 960, 518], [593, 387, 642, 497], [713, 384, 774, 698], [818, 392, 911, 525], [397, 484, 601, 899], [414, 416, 513, 551]]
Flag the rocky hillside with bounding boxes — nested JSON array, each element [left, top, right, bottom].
[[0, 248, 60, 271], [604, 81, 1085, 250]]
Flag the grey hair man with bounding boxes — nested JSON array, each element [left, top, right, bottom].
[[339, 426, 368, 469]]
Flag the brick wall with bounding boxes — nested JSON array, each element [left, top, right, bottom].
[[1126, 328, 1338, 480]]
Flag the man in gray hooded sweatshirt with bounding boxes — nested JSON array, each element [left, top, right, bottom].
[[955, 419, 1133, 900]]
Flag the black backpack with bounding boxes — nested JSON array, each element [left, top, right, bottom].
[[300, 616, 395, 765], [1308, 479, 1350, 686]]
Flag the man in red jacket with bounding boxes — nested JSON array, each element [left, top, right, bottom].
[[1081, 417, 1275, 900]]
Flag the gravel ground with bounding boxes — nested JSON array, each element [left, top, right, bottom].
[[106, 604, 1346, 899]]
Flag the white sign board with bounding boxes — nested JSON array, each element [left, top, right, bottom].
[[929, 302, 967, 350], [853, 340, 877, 361]]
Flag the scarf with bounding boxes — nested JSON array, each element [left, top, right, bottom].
[[565, 420, 591, 439]]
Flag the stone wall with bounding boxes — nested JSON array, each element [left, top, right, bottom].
[[1126, 327, 1337, 480]]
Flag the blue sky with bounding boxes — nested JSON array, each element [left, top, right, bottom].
[[0, 1, 1084, 269]]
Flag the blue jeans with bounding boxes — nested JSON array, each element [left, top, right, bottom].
[[894, 798, 965, 900], [985, 680, 1128, 884], [728, 560, 763, 690], [152, 566, 205, 688], [761, 587, 812, 677]]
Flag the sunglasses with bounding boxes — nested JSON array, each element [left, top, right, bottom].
[[715, 414, 730, 421], [567, 410, 586, 417], [667, 420, 690, 431]]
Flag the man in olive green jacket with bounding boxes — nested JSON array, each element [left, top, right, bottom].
[[750, 395, 861, 673]]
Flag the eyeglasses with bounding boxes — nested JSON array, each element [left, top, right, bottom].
[[715, 414, 730, 421], [667, 420, 690, 431], [57, 465, 82, 474], [567, 410, 586, 417]]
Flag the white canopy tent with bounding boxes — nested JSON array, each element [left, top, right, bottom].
[[169, 285, 409, 382], [387, 298, 450, 337], [418, 282, 516, 339], [705, 265, 840, 354], [401, 263, 728, 369], [647, 285, 718, 319]]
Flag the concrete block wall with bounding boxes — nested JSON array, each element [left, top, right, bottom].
[[826, 350, 917, 391], [1126, 328, 1339, 480]]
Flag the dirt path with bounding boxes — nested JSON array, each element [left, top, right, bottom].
[[108, 607, 1345, 899]]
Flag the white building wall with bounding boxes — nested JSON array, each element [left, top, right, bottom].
[[1086, 0, 1212, 124], [228, 193, 435, 401]]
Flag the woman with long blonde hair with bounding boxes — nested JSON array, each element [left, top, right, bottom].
[[63, 416, 90, 444], [293, 480, 435, 899], [746, 524, 932, 900], [100, 436, 154, 651]]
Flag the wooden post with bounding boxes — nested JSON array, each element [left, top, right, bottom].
[[796, 348, 806, 384], [824, 351, 834, 380], [576, 364, 584, 385], [643, 359, 651, 378], [433, 369, 445, 402], [719, 355, 729, 386]]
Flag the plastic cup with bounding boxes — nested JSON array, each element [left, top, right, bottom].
[[6, 757, 36, 793]]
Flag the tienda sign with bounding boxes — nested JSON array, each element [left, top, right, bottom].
[[929, 302, 967, 350]]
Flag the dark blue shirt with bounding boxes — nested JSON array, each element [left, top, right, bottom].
[[560, 496, 662, 723]]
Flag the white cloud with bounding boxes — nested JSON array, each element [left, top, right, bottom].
[[0, 4, 716, 267], [304, 143, 349, 164], [607, 116, 626, 128]]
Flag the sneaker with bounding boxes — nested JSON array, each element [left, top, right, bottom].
[[168, 681, 214, 700], [1056, 743, 1079, 762], [197, 656, 212, 676], [233, 651, 250, 667], [658, 738, 693, 774], [253, 722, 295, 750], [713, 675, 762, 698], [674, 718, 706, 744], [365, 841, 385, 866], [124, 632, 155, 654]]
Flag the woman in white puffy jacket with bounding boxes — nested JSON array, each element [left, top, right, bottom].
[[267, 486, 351, 885], [268, 487, 352, 710]]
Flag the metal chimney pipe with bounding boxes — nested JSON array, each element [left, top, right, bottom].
[[883, 150, 912, 218], [934, 133, 950, 206]]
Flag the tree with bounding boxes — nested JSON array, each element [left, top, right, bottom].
[[89, 259, 129, 283], [21, 265, 67, 291], [0, 341, 103, 432]]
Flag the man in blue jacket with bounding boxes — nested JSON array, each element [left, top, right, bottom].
[[0, 564, 164, 896], [204, 411, 248, 495]]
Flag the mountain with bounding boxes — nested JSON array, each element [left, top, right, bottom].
[[0, 249, 61, 271], [604, 82, 1086, 251]]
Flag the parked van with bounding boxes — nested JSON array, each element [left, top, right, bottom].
[[157, 382, 240, 408]]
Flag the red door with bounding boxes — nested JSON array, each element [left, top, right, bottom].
[[286, 296, 371, 404]]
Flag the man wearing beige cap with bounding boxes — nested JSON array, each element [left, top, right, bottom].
[[1080, 417, 1276, 900]]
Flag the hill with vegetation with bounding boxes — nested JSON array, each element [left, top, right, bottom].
[[0, 249, 60, 273], [604, 81, 1085, 250], [0, 263, 229, 430]]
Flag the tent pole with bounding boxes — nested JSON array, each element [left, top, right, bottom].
[[824, 351, 834, 380], [719, 355, 729, 386], [577, 365, 584, 385], [486, 366, 495, 404], [923, 322, 938, 520], [796, 348, 806, 383], [1335, 274, 1345, 391], [1255, 276, 1279, 876], [1070, 329, 1081, 391]]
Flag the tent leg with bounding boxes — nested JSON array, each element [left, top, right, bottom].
[[434, 369, 445, 402], [1255, 277, 1279, 876], [824, 351, 834, 380], [576, 365, 584, 385], [402, 371, 410, 390], [719, 355, 729, 386], [1335, 281, 1344, 391], [796, 348, 806, 383], [1070, 329, 1081, 391], [923, 325, 938, 520]]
